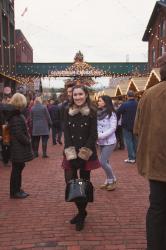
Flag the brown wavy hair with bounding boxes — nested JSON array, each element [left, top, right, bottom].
[[69, 85, 96, 117]]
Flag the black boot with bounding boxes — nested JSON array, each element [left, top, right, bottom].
[[70, 214, 81, 224], [75, 218, 84, 231], [75, 201, 88, 231], [75, 211, 87, 231], [70, 211, 87, 224], [42, 143, 48, 158]]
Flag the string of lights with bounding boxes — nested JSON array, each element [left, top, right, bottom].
[[0, 1, 165, 87]]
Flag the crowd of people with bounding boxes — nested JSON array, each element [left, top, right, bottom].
[[0, 52, 166, 248], [0, 83, 136, 226]]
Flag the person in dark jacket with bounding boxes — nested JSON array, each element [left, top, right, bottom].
[[8, 93, 33, 199], [62, 85, 100, 231], [59, 83, 75, 132], [117, 91, 138, 164], [49, 100, 62, 145]]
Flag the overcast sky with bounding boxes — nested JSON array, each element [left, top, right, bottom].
[[15, 0, 157, 63]]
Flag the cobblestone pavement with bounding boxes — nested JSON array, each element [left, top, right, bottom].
[[0, 141, 148, 250]]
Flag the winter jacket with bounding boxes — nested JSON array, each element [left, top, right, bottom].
[[49, 104, 61, 128], [31, 103, 52, 136], [64, 104, 98, 162], [8, 110, 33, 163], [97, 112, 117, 145], [59, 100, 69, 121], [134, 81, 166, 182], [117, 99, 138, 131]]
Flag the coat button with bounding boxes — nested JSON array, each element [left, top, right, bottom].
[[79, 136, 82, 139], [73, 124, 75, 127], [72, 135, 74, 138]]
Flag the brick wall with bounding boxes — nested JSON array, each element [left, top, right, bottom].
[[148, 7, 166, 70], [15, 30, 33, 63]]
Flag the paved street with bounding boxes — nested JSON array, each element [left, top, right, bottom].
[[0, 141, 148, 250]]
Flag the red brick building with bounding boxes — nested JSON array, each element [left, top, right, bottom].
[[0, 0, 16, 95], [142, 0, 166, 70], [15, 29, 33, 63]]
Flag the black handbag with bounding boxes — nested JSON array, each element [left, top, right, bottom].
[[65, 178, 94, 202]]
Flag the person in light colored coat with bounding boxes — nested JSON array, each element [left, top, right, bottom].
[[31, 97, 52, 158], [97, 95, 117, 191]]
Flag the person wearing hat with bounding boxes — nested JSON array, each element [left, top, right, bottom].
[[117, 90, 138, 164], [134, 52, 166, 250]]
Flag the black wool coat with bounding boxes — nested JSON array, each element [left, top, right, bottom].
[[8, 111, 33, 163], [64, 107, 98, 161]]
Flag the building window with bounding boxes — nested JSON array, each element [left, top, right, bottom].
[[152, 48, 156, 65], [160, 45, 165, 56], [160, 20, 166, 37], [3, 41, 9, 72], [10, 24, 14, 44], [9, 7, 14, 24], [2, 15, 8, 39], [2, 0, 9, 13]]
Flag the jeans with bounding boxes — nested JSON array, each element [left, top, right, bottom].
[[146, 180, 166, 250], [99, 144, 116, 181], [123, 128, 137, 160]]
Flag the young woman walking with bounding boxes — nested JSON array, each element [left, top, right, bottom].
[[97, 95, 117, 191]]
